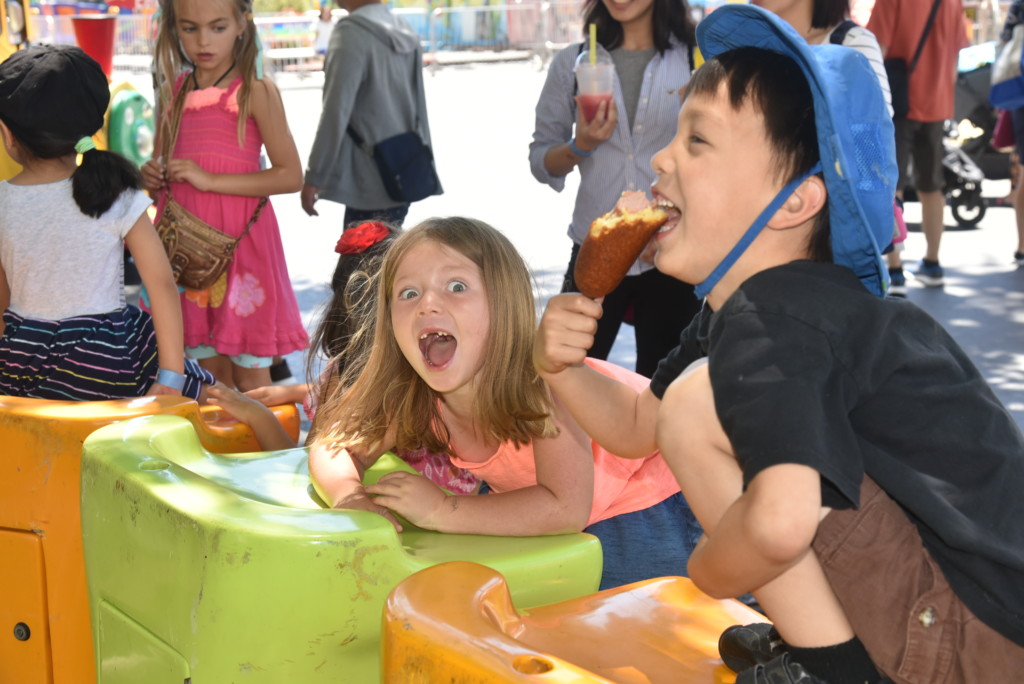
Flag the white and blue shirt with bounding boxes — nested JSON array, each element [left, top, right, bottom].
[[529, 41, 691, 276]]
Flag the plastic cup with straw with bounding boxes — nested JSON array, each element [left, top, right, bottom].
[[574, 23, 614, 123]]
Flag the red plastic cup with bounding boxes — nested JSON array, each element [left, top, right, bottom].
[[71, 15, 117, 78]]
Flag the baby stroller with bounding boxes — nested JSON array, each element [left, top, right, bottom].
[[942, 120, 988, 228], [906, 121, 988, 229], [940, 42, 1013, 228]]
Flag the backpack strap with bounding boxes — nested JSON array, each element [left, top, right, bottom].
[[829, 19, 858, 45]]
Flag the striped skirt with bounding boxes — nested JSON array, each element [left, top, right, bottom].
[[0, 307, 214, 401]]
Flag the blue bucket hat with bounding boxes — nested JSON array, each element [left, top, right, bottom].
[[694, 4, 897, 298]]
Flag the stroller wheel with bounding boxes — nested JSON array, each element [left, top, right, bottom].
[[948, 185, 986, 228]]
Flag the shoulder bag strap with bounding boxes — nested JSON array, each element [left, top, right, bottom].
[[909, 0, 944, 73], [829, 19, 858, 45], [161, 75, 193, 204], [237, 197, 269, 241]]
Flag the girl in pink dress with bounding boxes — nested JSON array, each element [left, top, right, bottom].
[[143, 0, 308, 391]]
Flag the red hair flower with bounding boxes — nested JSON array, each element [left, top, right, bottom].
[[335, 221, 391, 255]]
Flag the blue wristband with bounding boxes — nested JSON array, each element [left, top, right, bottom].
[[156, 368, 186, 391], [568, 138, 592, 158]]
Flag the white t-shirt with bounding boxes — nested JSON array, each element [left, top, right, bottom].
[[0, 179, 151, 320]]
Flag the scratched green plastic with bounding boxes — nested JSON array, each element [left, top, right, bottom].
[[81, 414, 602, 683]]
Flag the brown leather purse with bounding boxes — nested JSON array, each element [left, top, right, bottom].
[[154, 78, 267, 291]]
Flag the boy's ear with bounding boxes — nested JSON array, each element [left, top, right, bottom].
[[767, 175, 827, 231]]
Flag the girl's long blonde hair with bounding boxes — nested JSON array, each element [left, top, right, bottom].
[[314, 217, 557, 457], [153, 0, 261, 147]]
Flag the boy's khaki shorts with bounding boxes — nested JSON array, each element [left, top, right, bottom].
[[812, 476, 1024, 683]]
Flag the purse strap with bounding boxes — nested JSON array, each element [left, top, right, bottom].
[[159, 74, 268, 235], [909, 0, 944, 74]]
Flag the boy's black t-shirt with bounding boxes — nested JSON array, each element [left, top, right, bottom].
[[651, 260, 1024, 646]]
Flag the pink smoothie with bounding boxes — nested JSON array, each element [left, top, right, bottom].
[[579, 93, 613, 122]]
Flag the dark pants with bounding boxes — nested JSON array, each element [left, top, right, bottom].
[[562, 244, 701, 378], [331, 205, 410, 293]]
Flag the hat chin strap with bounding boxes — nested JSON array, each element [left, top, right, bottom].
[[694, 162, 822, 300]]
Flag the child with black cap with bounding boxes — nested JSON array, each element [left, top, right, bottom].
[[0, 45, 214, 400], [535, 4, 1024, 682]]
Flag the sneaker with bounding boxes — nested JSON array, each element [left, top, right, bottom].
[[719, 622, 786, 673], [1014, 251, 1024, 266], [913, 260, 944, 287], [736, 653, 829, 683], [887, 268, 907, 298]]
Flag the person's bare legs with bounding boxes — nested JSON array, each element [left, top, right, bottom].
[[656, 362, 854, 648], [918, 189, 945, 263], [233, 365, 272, 393], [198, 354, 235, 387]]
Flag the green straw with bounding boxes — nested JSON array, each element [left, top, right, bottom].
[[589, 23, 596, 66]]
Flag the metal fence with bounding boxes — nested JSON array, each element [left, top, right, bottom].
[[27, 3, 585, 78], [28, 1, 1004, 79]]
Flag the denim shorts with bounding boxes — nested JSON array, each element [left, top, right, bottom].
[[584, 491, 703, 591]]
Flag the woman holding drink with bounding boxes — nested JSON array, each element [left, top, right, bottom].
[[529, 0, 700, 378]]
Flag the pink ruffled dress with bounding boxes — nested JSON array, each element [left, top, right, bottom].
[[155, 76, 308, 360]]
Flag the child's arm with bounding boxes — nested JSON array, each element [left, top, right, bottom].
[[165, 79, 303, 197], [365, 399, 595, 535], [308, 433, 403, 529], [124, 212, 186, 395], [534, 293, 660, 459], [206, 382, 296, 450], [688, 463, 824, 599], [245, 383, 310, 407]]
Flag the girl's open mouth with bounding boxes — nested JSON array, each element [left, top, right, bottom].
[[419, 331, 457, 367]]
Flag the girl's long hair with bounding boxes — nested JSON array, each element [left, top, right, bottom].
[[154, 0, 262, 147], [305, 226, 399, 440], [313, 217, 556, 457], [582, 0, 696, 53]]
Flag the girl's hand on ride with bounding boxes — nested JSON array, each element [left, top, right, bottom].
[[334, 488, 404, 532], [206, 382, 272, 425], [141, 157, 167, 194], [364, 472, 447, 531], [572, 95, 618, 154], [244, 383, 308, 407], [166, 158, 214, 192]]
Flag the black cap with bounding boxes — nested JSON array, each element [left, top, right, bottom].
[[0, 45, 110, 140]]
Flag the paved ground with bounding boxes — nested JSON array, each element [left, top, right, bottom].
[[118, 59, 1024, 430]]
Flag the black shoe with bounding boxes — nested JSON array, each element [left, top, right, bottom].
[[719, 622, 786, 673], [736, 653, 829, 683]]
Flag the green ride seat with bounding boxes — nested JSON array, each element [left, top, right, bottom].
[[81, 414, 602, 683]]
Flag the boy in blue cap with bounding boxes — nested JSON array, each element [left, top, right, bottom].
[[534, 5, 1024, 682]]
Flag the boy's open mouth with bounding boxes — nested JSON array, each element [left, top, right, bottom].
[[655, 199, 680, 232], [419, 331, 457, 367]]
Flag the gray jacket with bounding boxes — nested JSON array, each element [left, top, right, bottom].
[[305, 4, 437, 209]]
